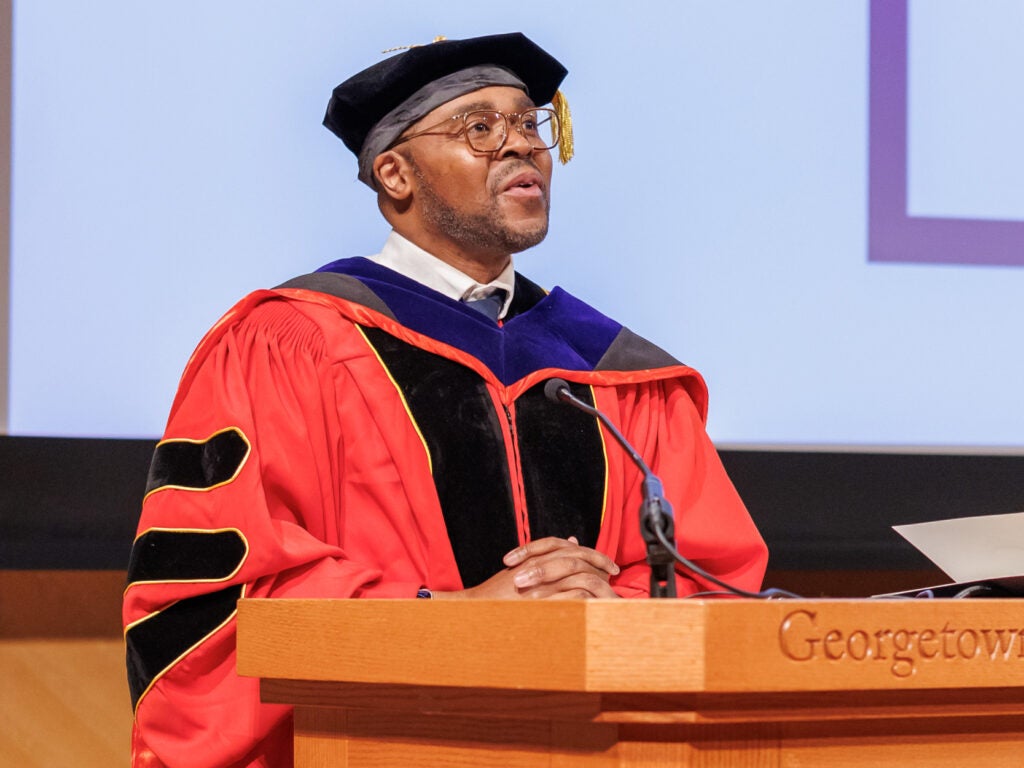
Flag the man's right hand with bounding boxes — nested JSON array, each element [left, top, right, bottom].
[[431, 536, 620, 600]]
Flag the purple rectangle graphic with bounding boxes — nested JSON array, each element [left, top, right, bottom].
[[869, 0, 1024, 266]]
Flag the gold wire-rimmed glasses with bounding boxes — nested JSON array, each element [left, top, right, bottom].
[[389, 108, 561, 154]]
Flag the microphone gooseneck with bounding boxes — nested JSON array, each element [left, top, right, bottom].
[[544, 378, 798, 600], [545, 378, 677, 597]]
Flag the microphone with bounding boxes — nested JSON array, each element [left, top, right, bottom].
[[544, 378, 677, 597], [544, 378, 797, 600]]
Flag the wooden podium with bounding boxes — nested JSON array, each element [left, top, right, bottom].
[[237, 598, 1024, 767]]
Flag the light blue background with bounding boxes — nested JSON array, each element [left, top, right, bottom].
[[9, 1, 1024, 449], [908, 0, 1024, 221]]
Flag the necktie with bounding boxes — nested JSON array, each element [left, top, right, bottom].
[[463, 290, 506, 322]]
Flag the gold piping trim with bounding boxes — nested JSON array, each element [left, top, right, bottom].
[[123, 527, 251, 598], [354, 324, 434, 475], [142, 426, 253, 503], [588, 384, 610, 527], [381, 35, 447, 54], [130, 582, 248, 715]]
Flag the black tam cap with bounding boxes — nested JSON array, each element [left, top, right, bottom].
[[323, 33, 568, 158]]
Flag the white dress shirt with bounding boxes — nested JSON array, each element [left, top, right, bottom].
[[368, 230, 516, 320]]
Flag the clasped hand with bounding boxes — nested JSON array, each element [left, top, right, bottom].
[[433, 536, 620, 600]]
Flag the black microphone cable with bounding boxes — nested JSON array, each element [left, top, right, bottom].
[[544, 378, 801, 600]]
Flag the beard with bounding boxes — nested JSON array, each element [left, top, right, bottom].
[[410, 158, 550, 255]]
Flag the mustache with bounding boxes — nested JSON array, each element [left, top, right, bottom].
[[490, 160, 547, 194]]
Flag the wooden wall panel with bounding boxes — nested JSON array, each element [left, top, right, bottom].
[[0, 570, 125, 638], [1, 571, 130, 767], [0, 638, 131, 768]]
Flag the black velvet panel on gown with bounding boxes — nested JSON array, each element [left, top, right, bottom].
[[360, 327, 607, 587]]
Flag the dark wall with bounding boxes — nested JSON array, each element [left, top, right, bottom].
[[720, 449, 1024, 572], [4, 435, 1024, 577], [1, 436, 154, 568]]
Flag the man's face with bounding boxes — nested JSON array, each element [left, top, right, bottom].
[[398, 86, 554, 259]]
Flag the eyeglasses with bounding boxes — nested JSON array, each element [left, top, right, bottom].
[[389, 108, 561, 154]]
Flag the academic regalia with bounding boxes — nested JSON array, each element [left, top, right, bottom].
[[124, 29, 767, 768], [123, 259, 767, 767]]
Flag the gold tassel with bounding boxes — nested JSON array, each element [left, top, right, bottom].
[[551, 89, 574, 164]]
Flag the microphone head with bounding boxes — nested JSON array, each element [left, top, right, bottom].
[[543, 378, 570, 403]]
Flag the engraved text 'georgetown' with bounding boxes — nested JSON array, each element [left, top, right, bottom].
[[778, 608, 1024, 678]]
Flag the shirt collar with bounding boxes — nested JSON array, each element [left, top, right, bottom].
[[368, 230, 516, 319]]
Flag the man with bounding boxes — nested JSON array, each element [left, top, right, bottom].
[[123, 33, 768, 768]]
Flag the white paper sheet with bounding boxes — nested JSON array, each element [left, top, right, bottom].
[[893, 511, 1024, 582]]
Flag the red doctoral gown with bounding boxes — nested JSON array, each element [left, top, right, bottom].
[[123, 260, 768, 767]]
